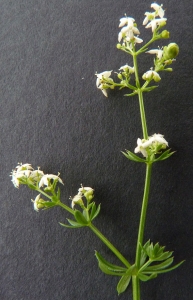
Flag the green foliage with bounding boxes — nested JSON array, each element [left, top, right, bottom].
[[122, 150, 146, 163], [95, 251, 127, 276], [60, 201, 101, 229], [95, 251, 135, 295], [137, 240, 185, 281]]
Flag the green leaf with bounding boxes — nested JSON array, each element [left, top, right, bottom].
[[144, 258, 173, 272], [143, 260, 185, 274], [124, 91, 138, 97], [59, 221, 84, 229], [122, 151, 146, 163], [27, 183, 37, 190], [117, 266, 135, 295], [91, 204, 101, 221], [95, 251, 127, 276], [138, 272, 157, 282], [153, 251, 173, 261], [88, 202, 94, 210], [117, 274, 131, 294], [51, 195, 59, 203], [143, 85, 158, 92], [126, 83, 137, 90], [154, 149, 175, 162], [74, 210, 89, 225], [90, 203, 96, 220], [43, 202, 56, 208]]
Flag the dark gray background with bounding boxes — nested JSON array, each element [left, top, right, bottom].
[[1, 0, 192, 299]]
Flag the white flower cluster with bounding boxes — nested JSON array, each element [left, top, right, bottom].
[[119, 64, 134, 73], [31, 194, 48, 212], [71, 186, 94, 208], [134, 134, 168, 157], [142, 69, 161, 82], [11, 163, 63, 188], [95, 71, 112, 97], [118, 16, 143, 44], [11, 163, 43, 188], [143, 3, 167, 32]]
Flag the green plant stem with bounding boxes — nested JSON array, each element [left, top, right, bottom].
[[133, 51, 148, 139], [132, 276, 140, 300], [138, 89, 148, 139], [57, 201, 130, 268], [136, 38, 155, 55], [132, 164, 152, 300], [132, 50, 152, 300], [57, 201, 75, 215], [88, 223, 131, 268]]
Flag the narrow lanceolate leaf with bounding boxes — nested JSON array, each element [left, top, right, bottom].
[[144, 258, 173, 272], [117, 266, 134, 295], [90, 203, 96, 220], [59, 221, 84, 229], [117, 274, 131, 294], [27, 183, 37, 190], [143, 260, 185, 274], [154, 149, 175, 162], [95, 251, 127, 276], [124, 91, 138, 97], [153, 251, 173, 261], [122, 151, 146, 163], [74, 210, 89, 225], [91, 204, 101, 221], [143, 85, 158, 92], [138, 272, 157, 282]]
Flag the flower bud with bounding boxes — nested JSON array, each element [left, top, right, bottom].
[[164, 43, 179, 60], [161, 30, 170, 39], [165, 68, 173, 72], [31, 194, 49, 212], [116, 43, 122, 49], [117, 73, 123, 80]]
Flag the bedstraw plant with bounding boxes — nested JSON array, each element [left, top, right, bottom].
[[11, 3, 184, 299]]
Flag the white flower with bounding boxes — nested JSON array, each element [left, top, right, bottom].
[[134, 134, 168, 157], [145, 18, 167, 32], [119, 65, 134, 73], [71, 194, 83, 209], [134, 138, 149, 157], [133, 36, 143, 44], [31, 194, 41, 212], [16, 163, 33, 172], [39, 174, 63, 188], [151, 3, 165, 18], [95, 71, 112, 97], [142, 70, 161, 82], [152, 133, 168, 146], [119, 17, 135, 28], [146, 49, 163, 60], [31, 194, 48, 212], [118, 16, 141, 43], [30, 169, 44, 181], [78, 186, 94, 193], [143, 12, 156, 25], [11, 163, 34, 188]]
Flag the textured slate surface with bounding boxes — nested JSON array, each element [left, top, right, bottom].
[[0, 0, 192, 299]]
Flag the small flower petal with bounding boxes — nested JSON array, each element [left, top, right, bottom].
[[151, 3, 165, 18], [146, 49, 163, 60], [39, 174, 63, 188]]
